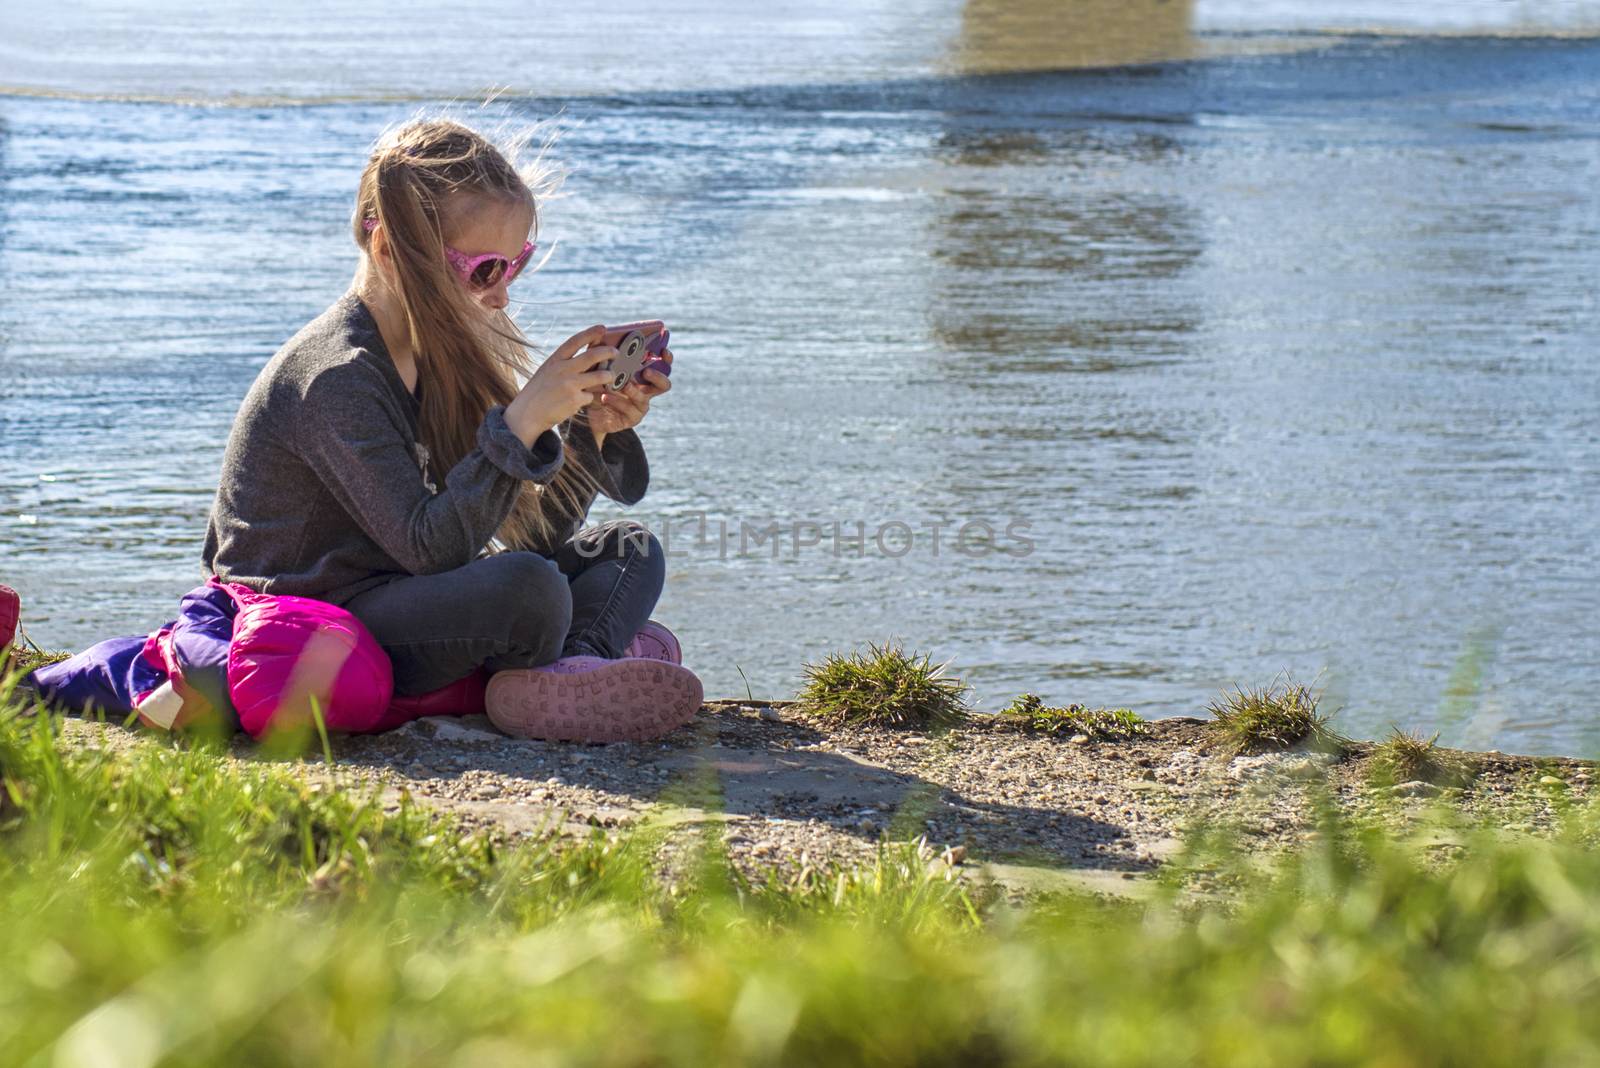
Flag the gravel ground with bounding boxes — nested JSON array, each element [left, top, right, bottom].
[[55, 700, 1598, 897]]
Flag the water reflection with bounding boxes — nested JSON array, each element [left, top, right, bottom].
[[910, 53, 1209, 704], [926, 120, 1202, 371], [953, 0, 1195, 74]]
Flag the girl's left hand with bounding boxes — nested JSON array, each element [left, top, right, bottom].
[[586, 348, 673, 436]]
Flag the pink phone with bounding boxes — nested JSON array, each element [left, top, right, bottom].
[[591, 320, 671, 393]]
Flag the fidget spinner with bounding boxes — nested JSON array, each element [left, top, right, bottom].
[[603, 327, 672, 392]]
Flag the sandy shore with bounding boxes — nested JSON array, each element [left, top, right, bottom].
[[56, 700, 1596, 897]]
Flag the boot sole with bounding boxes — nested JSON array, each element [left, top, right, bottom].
[[485, 659, 704, 743]]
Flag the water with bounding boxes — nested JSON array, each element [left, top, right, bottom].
[[2, 4, 1598, 754]]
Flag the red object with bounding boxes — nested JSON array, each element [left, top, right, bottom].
[[0, 584, 19, 651], [362, 669, 490, 734]]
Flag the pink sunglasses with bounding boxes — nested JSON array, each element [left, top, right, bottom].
[[363, 218, 536, 290]]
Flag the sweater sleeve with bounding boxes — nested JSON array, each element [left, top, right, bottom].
[[564, 415, 649, 507], [295, 364, 565, 576], [506, 418, 650, 557]]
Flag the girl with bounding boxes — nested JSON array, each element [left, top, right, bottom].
[[202, 118, 702, 742]]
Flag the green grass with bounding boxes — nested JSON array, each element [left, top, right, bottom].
[[5, 641, 71, 677], [1207, 677, 1345, 756], [1371, 726, 1476, 787], [795, 642, 969, 731], [11, 671, 1600, 1064], [994, 693, 1149, 740]]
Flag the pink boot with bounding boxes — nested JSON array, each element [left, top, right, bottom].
[[485, 655, 702, 743], [623, 620, 682, 665]]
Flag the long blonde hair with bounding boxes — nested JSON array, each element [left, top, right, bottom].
[[352, 118, 596, 553]]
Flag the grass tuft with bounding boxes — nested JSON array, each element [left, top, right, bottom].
[[995, 693, 1149, 740], [1372, 726, 1475, 787], [1207, 677, 1343, 755], [796, 642, 969, 731], [5, 643, 71, 678]]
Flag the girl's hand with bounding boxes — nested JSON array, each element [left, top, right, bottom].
[[587, 348, 673, 439], [504, 326, 618, 447]]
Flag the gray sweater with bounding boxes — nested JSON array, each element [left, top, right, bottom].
[[202, 291, 648, 605]]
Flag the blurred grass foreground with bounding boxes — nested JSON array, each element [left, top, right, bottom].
[[5, 676, 1600, 1066]]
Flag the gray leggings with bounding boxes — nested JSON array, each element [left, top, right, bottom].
[[343, 519, 665, 696]]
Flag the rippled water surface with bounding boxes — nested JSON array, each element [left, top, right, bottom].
[[2, 5, 1598, 753]]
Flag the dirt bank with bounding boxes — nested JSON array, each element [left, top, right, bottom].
[[56, 700, 1596, 897]]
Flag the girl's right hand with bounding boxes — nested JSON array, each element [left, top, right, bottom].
[[504, 325, 618, 447]]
